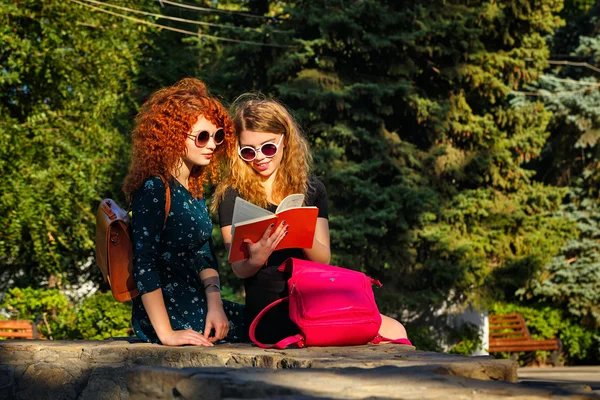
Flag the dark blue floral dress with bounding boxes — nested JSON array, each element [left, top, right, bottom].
[[131, 176, 245, 343]]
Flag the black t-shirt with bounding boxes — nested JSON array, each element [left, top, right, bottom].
[[218, 176, 328, 344]]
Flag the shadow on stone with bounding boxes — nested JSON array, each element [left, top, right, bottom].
[[127, 365, 600, 400], [2, 340, 596, 399]]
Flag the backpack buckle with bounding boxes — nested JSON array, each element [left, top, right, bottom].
[[110, 232, 119, 243]]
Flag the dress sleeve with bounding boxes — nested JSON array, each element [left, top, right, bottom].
[[218, 187, 239, 227], [191, 237, 219, 274], [308, 176, 329, 219], [131, 177, 167, 296]]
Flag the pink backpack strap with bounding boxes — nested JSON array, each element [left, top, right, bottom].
[[249, 296, 306, 349], [272, 334, 305, 349], [371, 334, 412, 346]]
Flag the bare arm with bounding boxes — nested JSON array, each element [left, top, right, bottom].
[[140, 289, 173, 340], [200, 268, 222, 309], [199, 268, 230, 342], [221, 218, 329, 277], [301, 218, 330, 264]]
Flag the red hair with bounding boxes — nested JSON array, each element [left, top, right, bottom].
[[123, 78, 234, 200]]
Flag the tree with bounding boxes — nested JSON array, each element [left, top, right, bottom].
[[515, 0, 600, 335], [524, 0, 600, 194], [0, 0, 157, 289], [246, 0, 573, 321]]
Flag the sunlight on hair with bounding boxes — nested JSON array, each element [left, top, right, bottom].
[[212, 95, 312, 211]]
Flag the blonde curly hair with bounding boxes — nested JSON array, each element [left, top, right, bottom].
[[212, 94, 312, 211]]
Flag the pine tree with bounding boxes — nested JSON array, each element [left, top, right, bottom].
[[526, 0, 600, 195], [518, 189, 600, 329], [516, 0, 600, 334], [260, 0, 573, 319], [195, 1, 578, 333]]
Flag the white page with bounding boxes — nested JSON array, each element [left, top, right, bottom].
[[229, 197, 274, 261], [275, 193, 305, 214], [231, 197, 273, 239]]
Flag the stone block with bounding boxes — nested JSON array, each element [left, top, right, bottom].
[[2, 340, 591, 399], [0, 365, 14, 400]]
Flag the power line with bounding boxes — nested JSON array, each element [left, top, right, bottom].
[[79, 0, 287, 34], [69, 0, 295, 48], [81, 0, 249, 32], [155, 0, 277, 20]]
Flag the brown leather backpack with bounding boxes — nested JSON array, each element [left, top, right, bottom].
[[95, 185, 171, 302]]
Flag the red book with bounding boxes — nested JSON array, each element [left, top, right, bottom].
[[227, 195, 319, 263]]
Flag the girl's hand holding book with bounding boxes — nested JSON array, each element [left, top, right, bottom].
[[244, 220, 289, 267]]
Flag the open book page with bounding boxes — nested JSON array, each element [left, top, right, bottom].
[[275, 193, 305, 213], [231, 197, 273, 239]]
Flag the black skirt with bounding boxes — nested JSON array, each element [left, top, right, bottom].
[[244, 255, 302, 345]]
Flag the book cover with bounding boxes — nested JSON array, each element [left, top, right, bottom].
[[228, 195, 319, 263]]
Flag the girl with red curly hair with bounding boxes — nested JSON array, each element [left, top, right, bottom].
[[123, 78, 245, 346]]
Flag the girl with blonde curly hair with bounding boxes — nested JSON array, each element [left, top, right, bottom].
[[213, 95, 409, 345], [123, 78, 245, 346]]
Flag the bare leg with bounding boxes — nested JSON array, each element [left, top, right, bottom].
[[379, 314, 408, 339]]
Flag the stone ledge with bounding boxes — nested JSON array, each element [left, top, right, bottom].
[[0, 339, 527, 400], [128, 365, 600, 400]]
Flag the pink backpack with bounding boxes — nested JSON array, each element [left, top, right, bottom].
[[249, 258, 412, 349]]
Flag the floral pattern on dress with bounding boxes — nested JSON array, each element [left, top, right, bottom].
[[131, 176, 245, 343]]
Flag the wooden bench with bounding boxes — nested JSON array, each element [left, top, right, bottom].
[[489, 313, 561, 364], [0, 320, 38, 339]]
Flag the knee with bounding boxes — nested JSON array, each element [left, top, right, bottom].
[[379, 314, 408, 339]]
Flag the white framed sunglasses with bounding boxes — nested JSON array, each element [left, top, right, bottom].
[[238, 135, 284, 162]]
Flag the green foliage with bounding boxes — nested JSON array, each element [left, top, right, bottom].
[[405, 326, 443, 352], [518, 189, 600, 329], [0, 287, 77, 339], [0, 288, 132, 340], [206, 0, 572, 320], [418, 184, 576, 307], [447, 322, 483, 356], [508, 2, 600, 363], [523, 1, 600, 194], [0, 0, 158, 288], [491, 303, 600, 363], [76, 292, 132, 340], [220, 285, 246, 305]]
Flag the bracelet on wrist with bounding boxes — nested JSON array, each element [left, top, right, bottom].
[[204, 282, 221, 291]]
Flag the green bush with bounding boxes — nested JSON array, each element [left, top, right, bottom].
[[0, 287, 247, 341], [447, 322, 483, 356], [406, 326, 443, 352], [0, 287, 132, 340], [0, 287, 78, 339], [220, 285, 245, 305], [76, 292, 132, 340]]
